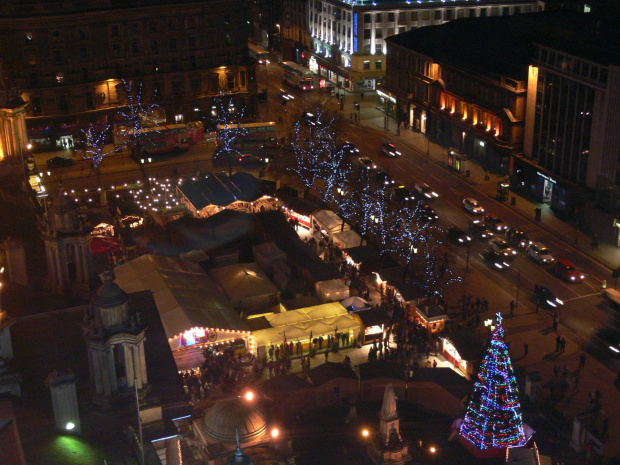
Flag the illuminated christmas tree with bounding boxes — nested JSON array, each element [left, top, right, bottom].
[[459, 313, 528, 454]]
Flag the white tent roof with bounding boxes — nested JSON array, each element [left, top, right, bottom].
[[312, 209, 350, 233], [112, 254, 248, 340], [332, 229, 363, 248], [252, 302, 360, 348], [208, 263, 279, 300]]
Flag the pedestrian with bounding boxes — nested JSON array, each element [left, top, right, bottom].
[[553, 313, 559, 330], [361, 91, 364, 100], [483, 298, 489, 312], [350, 113, 353, 120], [553, 365, 560, 378], [325, 350, 329, 362], [354, 113, 358, 122], [510, 300, 515, 315], [560, 337, 566, 353], [556, 336, 561, 352], [592, 234, 599, 250], [432, 359, 437, 368], [524, 343, 528, 356], [579, 353, 586, 368]]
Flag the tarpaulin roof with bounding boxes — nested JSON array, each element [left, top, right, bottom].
[[312, 209, 350, 233], [208, 263, 279, 301], [111, 254, 248, 339], [177, 172, 265, 210], [252, 302, 360, 348]]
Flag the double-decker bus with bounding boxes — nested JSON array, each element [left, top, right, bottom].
[[127, 124, 190, 157], [281, 61, 314, 91], [216, 122, 277, 150], [248, 43, 270, 63]]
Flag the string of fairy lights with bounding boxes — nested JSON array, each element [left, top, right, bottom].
[[459, 313, 527, 449]]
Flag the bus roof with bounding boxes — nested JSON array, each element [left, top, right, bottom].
[[216, 121, 276, 130], [281, 61, 312, 74]]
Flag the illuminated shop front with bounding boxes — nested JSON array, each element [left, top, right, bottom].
[[282, 198, 318, 229], [441, 331, 483, 380]]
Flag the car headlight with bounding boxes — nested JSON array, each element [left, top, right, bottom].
[[571, 276, 575, 281], [556, 298, 563, 305], [580, 275, 585, 279], [512, 251, 517, 255], [547, 300, 556, 307]]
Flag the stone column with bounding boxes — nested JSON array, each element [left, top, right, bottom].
[[124, 344, 135, 388], [81, 243, 90, 283], [45, 370, 81, 433], [138, 340, 148, 387], [107, 347, 118, 393], [73, 243, 83, 284], [99, 350, 111, 396], [45, 246, 58, 288], [56, 245, 66, 288]]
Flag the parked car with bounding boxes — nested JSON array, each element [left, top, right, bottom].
[[552, 259, 586, 282], [484, 214, 509, 233], [302, 112, 321, 126], [533, 284, 563, 309], [482, 249, 511, 270], [46, 156, 75, 169], [489, 238, 517, 258], [468, 220, 494, 241], [238, 154, 263, 166], [462, 197, 485, 215], [341, 142, 359, 157], [392, 186, 415, 206], [414, 183, 439, 199], [447, 227, 472, 246], [358, 157, 377, 171], [380, 142, 402, 157], [417, 204, 438, 223], [507, 227, 532, 249], [262, 139, 282, 149], [528, 242, 555, 265]]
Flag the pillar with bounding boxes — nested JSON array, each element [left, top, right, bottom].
[[138, 340, 148, 387], [99, 350, 111, 396], [124, 345, 135, 388], [45, 370, 81, 433], [107, 347, 118, 393]]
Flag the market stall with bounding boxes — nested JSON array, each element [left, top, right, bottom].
[[415, 304, 448, 333], [282, 198, 318, 229], [311, 209, 350, 241], [351, 308, 390, 344], [332, 229, 364, 249], [315, 279, 350, 303], [441, 330, 484, 379]]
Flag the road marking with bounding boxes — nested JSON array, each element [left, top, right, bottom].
[[563, 292, 603, 303]]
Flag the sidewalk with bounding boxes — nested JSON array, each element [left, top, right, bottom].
[[349, 92, 620, 275]]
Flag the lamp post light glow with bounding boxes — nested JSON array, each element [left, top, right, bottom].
[[361, 428, 370, 438], [244, 391, 255, 401], [270, 427, 279, 438], [65, 422, 75, 431], [429, 446, 436, 454]]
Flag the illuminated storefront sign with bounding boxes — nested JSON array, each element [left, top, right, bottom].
[[353, 13, 358, 52], [537, 171, 557, 184]]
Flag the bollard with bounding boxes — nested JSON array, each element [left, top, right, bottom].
[[602, 280, 607, 289]]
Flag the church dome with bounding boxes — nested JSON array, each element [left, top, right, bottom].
[[203, 397, 267, 445], [92, 270, 129, 308]]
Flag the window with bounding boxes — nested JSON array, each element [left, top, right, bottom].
[[111, 25, 119, 37], [434, 10, 441, 20], [78, 29, 86, 40], [375, 29, 383, 39], [503, 7, 510, 15], [363, 60, 370, 70], [82, 68, 89, 81], [132, 39, 141, 54], [131, 23, 139, 35], [468, 9, 476, 17], [170, 38, 177, 50], [480, 8, 487, 17], [54, 50, 62, 63], [388, 13, 394, 22], [241, 70, 246, 87], [149, 22, 158, 33], [227, 75, 235, 90], [375, 60, 382, 69], [80, 48, 88, 61], [190, 55, 196, 69], [151, 40, 158, 53], [168, 19, 176, 31], [187, 17, 197, 29], [399, 26, 406, 34], [376, 13, 382, 22], [188, 36, 196, 48], [191, 78, 201, 92], [29, 73, 38, 87], [444, 10, 453, 20], [422, 11, 430, 20], [113, 44, 121, 56], [375, 43, 382, 54], [364, 13, 370, 23], [411, 12, 418, 21], [363, 29, 371, 39], [387, 28, 394, 36], [172, 80, 181, 95], [85, 91, 94, 109], [364, 44, 371, 54]]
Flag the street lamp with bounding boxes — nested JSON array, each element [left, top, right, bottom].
[[275, 24, 281, 51]]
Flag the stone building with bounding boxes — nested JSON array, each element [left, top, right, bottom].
[[0, 0, 255, 151]]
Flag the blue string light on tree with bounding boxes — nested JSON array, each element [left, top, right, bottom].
[[459, 312, 528, 454]]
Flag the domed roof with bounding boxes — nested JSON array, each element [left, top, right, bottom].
[[203, 397, 267, 445], [92, 270, 129, 308]]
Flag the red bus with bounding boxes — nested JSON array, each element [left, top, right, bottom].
[[187, 121, 205, 143], [216, 121, 278, 150], [127, 124, 190, 157]]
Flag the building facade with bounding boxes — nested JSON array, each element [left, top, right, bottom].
[[384, 17, 530, 175], [520, 42, 620, 213], [0, 0, 255, 151], [307, 0, 536, 93]]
